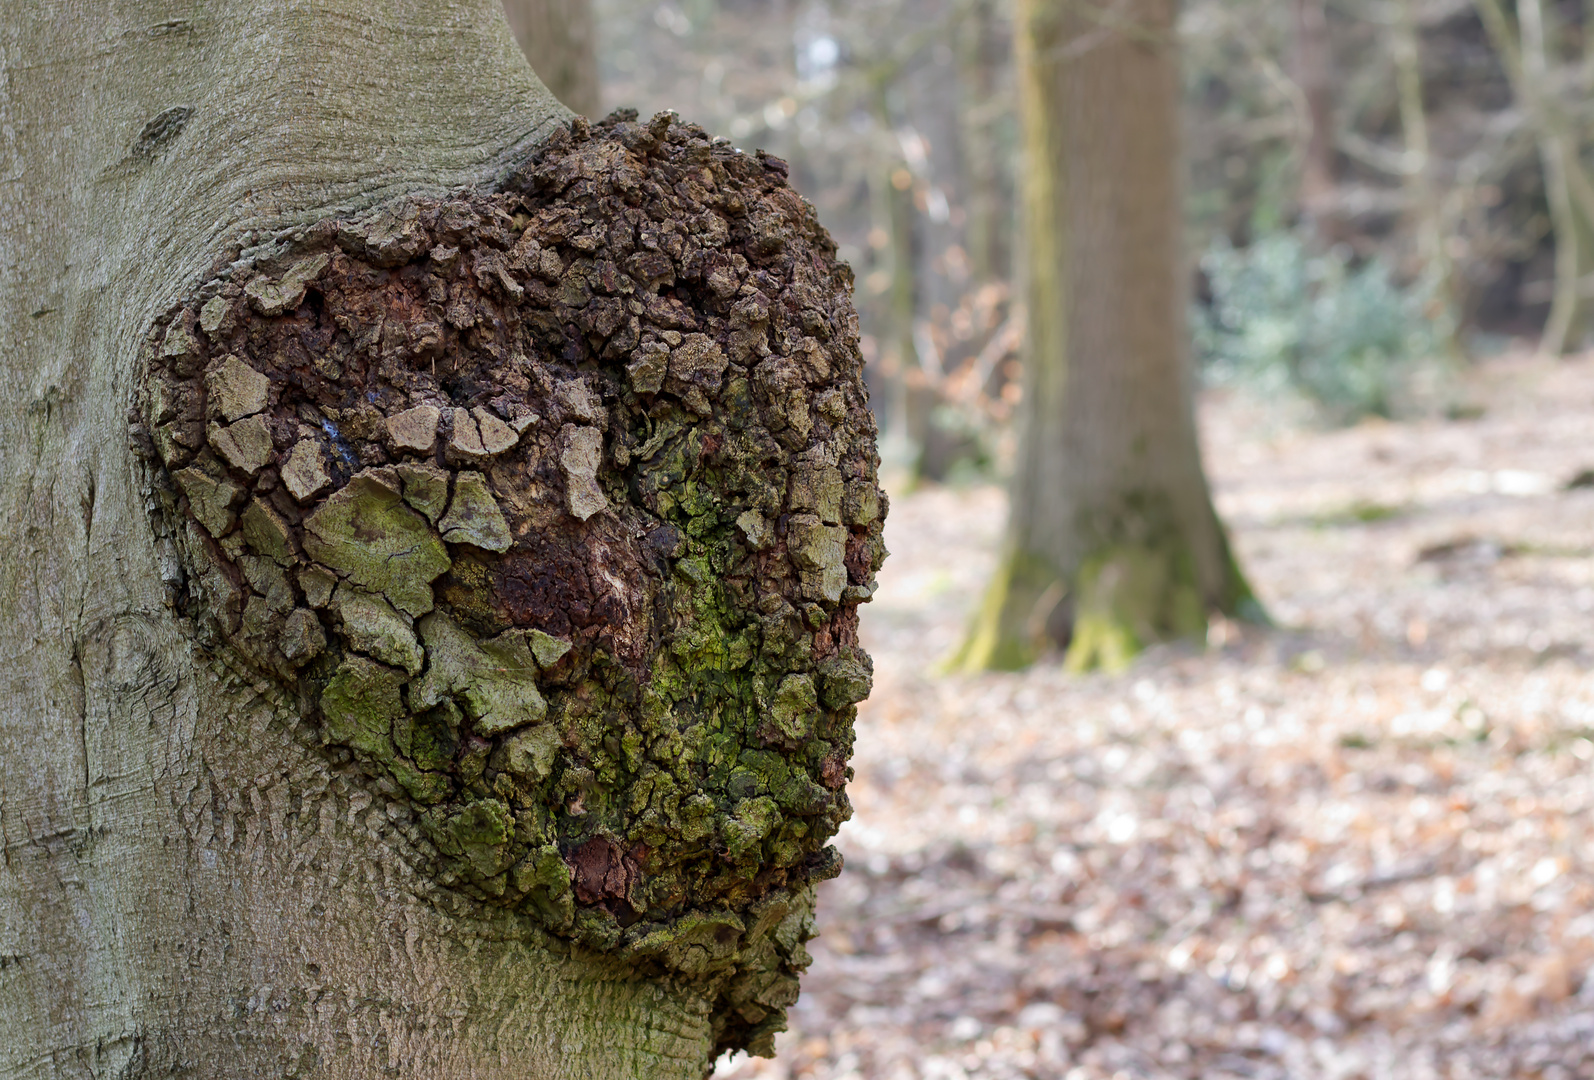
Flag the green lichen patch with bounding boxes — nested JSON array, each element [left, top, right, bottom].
[[320, 654, 406, 760], [437, 471, 511, 552], [332, 585, 424, 676], [395, 461, 450, 522], [302, 472, 451, 616], [528, 629, 572, 669], [503, 723, 561, 782], [816, 647, 874, 710], [411, 611, 547, 736], [137, 109, 887, 1059]]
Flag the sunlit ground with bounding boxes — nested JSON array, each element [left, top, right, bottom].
[[718, 351, 1594, 1080]]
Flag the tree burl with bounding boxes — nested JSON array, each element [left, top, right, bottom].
[[135, 111, 886, 1057]]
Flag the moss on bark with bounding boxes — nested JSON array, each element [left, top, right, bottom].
[[957, 493, 1261, 674]]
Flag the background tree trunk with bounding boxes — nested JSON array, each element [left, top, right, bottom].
[[1475, 0, 1594, 355], [1293, 0, 1341, 244], [0, 2, 876, 1075], [1392, 0, 1462, 356], [869, 83, 924, 480], [1519, 0, 1594, 354], [503, 0, 603, 117], [959, 0, 1006, 287], [959, 0, 1257, 673]]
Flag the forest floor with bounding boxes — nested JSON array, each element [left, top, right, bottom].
[[716, 351, 1594, 1080]]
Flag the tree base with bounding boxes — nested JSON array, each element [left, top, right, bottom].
[[1062, 545, 1203, 673], [952, 549, 1064, 671], [958, 530, 1263, 674]]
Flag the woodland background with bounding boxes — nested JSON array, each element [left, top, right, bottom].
[[593, 0, 1594, 467], [543, 1, 1594, 1076]]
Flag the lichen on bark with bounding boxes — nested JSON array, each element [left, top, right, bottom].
[[134, 110, 886, 1057]]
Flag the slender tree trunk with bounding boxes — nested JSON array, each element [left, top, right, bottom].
[[870, 85, 922, 478], [959, 0, 1257, 673], [1520, 0, 1594, 353], [1392, 0, 1462, 353], [504, 0, 603, 117], [0, 2, 879, 1075], [959, 0, 1005, 286], [1475, 0, 1594, 354], [1293, 0, 1341, 244]]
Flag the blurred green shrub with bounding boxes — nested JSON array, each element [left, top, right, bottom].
[[1193, 232, 1445, 424]]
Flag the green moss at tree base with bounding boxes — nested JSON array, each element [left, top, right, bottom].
[[952, 549, 1063, 672], [1062, 543, 1203, 673], [957, 514, 1265, 674]]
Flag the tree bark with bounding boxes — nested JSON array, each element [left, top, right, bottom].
[[503, 0, 603, 118], [959, 0, 1257, 673], [0, 3, 879, 1076]]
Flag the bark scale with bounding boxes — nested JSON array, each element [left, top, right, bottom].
[[0, 4, 878, 1076], [959, 0, 1257, 673]]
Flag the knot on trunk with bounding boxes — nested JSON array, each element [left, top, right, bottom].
[[135, 111, 886, 1056]]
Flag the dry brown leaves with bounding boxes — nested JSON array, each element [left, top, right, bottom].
[[717, 352, 1594, 1079]]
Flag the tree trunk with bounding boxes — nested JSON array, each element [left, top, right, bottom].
[[1392, 0, 1462, 355], [959, 0, 1257, 673], [1475, 0, 1594, 354], [0, 3, 880, 1076], [870, 85, 923, 480], [959, 0, 1006, 286], [503, 0, 603, 118], [1293, 0, 1341, 244], [1519, 0, 1594, 354]]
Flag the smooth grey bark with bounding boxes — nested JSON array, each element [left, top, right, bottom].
[[0, 3, 718, 1076], [503, 0, 602, 118]]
